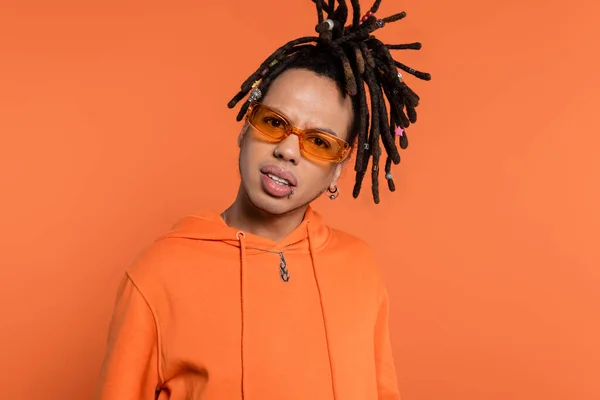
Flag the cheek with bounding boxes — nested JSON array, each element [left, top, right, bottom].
[[239, 136, 272, 170], [300, 162, 337, 187]]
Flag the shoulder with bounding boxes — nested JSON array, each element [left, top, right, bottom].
[[124, 239, 174, 294], [327, 227, 375, 256], [319, 227, 390, 309], [124, 235, 212, 298], [325, 227, 387, 284]]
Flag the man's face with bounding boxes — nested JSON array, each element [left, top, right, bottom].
[[238, 68, 354, 215]]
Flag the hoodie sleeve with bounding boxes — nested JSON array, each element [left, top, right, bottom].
[[95, 273, 161, 400], [374, 288, 402, 400]]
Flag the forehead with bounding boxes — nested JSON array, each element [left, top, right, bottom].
[[261, 68, 353, 140]]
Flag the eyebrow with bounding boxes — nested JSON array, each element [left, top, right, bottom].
[[268, 104, 340, 137], [313, 126, 340, 137]]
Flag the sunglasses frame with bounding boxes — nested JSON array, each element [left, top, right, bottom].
[[245, 102, 351, 163]]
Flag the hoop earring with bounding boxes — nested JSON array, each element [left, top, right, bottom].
[[327, 186, 340, 200]]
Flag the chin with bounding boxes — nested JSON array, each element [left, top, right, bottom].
[[247, 191, 295, 216], [241, 181, 304, 217]]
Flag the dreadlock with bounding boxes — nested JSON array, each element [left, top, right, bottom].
[[228, 0, 430, 204]]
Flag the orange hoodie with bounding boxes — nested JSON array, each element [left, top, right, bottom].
[[96, 207, 400, 400]]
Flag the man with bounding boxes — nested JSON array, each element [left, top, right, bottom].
[[96, 1, 429, 399]]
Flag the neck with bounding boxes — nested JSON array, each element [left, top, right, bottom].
[[223, 185, 308, 243]]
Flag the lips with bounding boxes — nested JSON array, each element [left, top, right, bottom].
[[259, 165, 297, 198], [260, 165, 298, 187]]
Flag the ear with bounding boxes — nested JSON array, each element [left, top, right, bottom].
[[238, 123, 250, 148], [329, 163, 344, 191]]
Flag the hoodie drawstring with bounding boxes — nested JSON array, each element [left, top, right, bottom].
[[306, 221, 337, 400], [236, 231, 247, 400], [235, 223, 336, 400]]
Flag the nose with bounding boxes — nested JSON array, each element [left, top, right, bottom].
[[273, 134, 301, 165]]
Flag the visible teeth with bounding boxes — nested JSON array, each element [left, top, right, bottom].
[[268, 174, 290, 185]]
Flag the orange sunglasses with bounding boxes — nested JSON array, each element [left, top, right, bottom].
[[245, 102, 351, 163]]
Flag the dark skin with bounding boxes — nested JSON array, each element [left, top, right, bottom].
[[222, 68, 354, 242]]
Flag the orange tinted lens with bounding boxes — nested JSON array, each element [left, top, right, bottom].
[[250, 106, 290, 140], [301, 131, 347, 161]]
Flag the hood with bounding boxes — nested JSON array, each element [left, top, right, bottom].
[[157, 206, 331, 252], [155, 205, 338, 399]]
